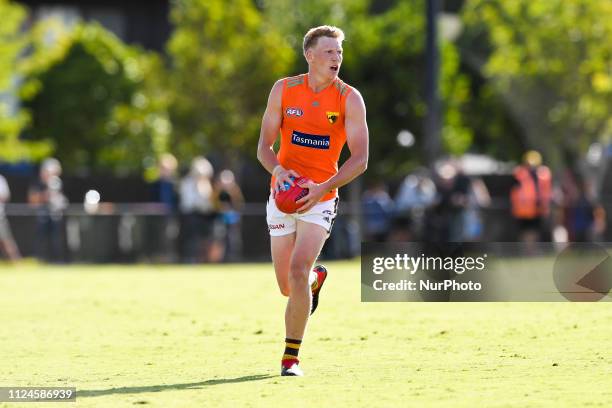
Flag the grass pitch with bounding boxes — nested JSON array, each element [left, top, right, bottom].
[[0, 261, 611, 407]]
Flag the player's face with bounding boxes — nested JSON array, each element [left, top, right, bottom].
[[307, 36, 343, 79]]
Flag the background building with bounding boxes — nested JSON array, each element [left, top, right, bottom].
[[18, 0, 171, 51]]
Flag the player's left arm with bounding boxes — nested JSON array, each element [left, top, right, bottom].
[[297, 90, 369, 213]]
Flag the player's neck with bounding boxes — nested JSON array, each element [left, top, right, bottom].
[[306, 72, 335, 93]]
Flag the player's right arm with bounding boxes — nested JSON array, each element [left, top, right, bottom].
[[257, 80, 299, 195]]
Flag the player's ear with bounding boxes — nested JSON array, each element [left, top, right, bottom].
[[304, 48, 313, 63]]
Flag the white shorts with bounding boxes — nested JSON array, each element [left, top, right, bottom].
[[266, 193, 339, 237]]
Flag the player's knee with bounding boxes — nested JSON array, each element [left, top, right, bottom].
[[288, 258, 310, 286]]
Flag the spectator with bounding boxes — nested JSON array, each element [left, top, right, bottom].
[[361, 181, 395, 242], [393, 170, 436, 240], [0, 175, 21, 261], [149, 153, 180, 262], [151, 153, 179, 214], [179, 156, 218, 263], [425, 160, 470, 242], [28, 158, 68, 262], [214, 169, 245, 262], [462, 176, 491, 242], [510, 150, 553, 243], [563, 173, 606, 242]]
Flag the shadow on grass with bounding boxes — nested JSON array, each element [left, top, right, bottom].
[[78, 374, 273, 398]]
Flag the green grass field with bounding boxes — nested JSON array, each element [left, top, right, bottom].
[[0, 260, 611, 407]]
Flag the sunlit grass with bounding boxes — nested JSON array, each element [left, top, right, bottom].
[[0, 261, 610, 407]]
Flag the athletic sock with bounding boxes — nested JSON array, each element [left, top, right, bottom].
[[282, 338, 302, 368], [309, 270, 317, 289]]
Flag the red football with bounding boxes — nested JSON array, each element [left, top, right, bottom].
[[275, 177, 310, 214]]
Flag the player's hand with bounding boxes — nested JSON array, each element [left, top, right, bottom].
[[295, 179, 328, 214], [272, 165, 300, 198]]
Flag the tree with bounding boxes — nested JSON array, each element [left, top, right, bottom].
[[167, 0, 294, 163], [461, 0, 612, 168], [20, 21, 170, 174], [0, 0, 51, 162]]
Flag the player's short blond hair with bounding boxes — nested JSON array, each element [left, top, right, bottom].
[[303, 25, 345, 53]]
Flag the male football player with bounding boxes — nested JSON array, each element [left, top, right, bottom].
[[257, 25, 369, 376]]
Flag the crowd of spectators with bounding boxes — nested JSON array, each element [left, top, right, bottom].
[[361, 153, 606, 245], [149, 154, 245, 264], [362, 159, 491, 243], [0, 151, 609, 263]]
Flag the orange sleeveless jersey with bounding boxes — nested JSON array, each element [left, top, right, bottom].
[[272, 74, 353, 202]]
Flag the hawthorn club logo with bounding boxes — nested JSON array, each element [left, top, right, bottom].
[[326, 111, 339, 124]]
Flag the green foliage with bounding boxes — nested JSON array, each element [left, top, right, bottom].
[[460, 80, 523, 162], [20, 22, 170, 174], [262, 0, 473, 177], [99, 50, 172, 176], [167, 0, 294, 162], [462, 0, 612, 167], [5, 0, 473, 177], [440, 42, 473, 157], [0, 0, 26, 92], [0, 0, 52, 162]]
